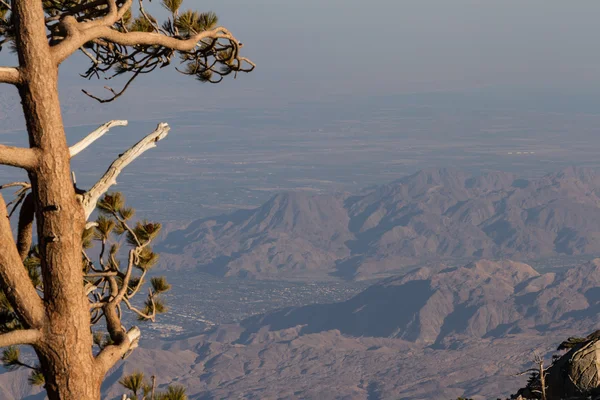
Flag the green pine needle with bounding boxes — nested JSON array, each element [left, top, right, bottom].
[[161, 0, 183, 14], [151, 276, 171, 294], [28, 369, 45, 386], [1, 346, 21, 370], [97, 192, 125, 214]]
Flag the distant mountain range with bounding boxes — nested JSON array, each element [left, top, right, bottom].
[[101, 259, 600, 399], [158, 167, 600, 279], [4, 258, 600, 399]]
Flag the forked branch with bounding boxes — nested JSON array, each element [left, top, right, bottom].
[[94, 326, 140, 375], [81, 123, 170, 218]]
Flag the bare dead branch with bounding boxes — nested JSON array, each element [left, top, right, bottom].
[[0, 182, 31, 191], [0, 195, 45, 328], [0, 328, 41, 347], [0, 145, 40, 170], [86, 221, 99, 230], [0, 67, 21, 85], [69, 120, 128, 157], [81, 123, 170, 219], [534, 351, 548, 400], [514, 368, 539, 377]]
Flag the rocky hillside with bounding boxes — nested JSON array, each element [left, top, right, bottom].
[[158, 191, 353, 278], [97, 259, 600, 399], [4, 258, 600, 399], [158, 167, 600, 279], [239, 259, 600, 346]]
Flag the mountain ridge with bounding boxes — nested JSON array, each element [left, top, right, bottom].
[[158, 167, 600, 279], [100, 258, 600, 399]]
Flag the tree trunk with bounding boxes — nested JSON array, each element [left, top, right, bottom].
[[13, 1, 100, 399]]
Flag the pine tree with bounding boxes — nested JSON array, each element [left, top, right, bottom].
[[119, 372, 187, 400], [0, 0, 253, 399]]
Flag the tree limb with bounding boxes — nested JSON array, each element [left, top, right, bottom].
[[123, 297, 154, 321], [78, 0, 133, 30], [94, 325, 140, 375], [0, 67, 22, 85], [70, 120, 128, 157], [0, 328, 41, 347], [81, 65, 142, 103], [0, 145, 40, 170], [52, 19, 249, 66], [110, 249, 134, 305], [0, 182, 31, 191], [0, 195, 45, 328], [16, 193, 34, 261], [81, 123, 170, 219]]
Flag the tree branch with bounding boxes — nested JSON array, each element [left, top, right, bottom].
[[81, 123, 170, 219], [0, 67, 22, 85], [0, 329, 41, 347], [0, 145, 40, 170], [52, 20, 249, 66], [78, 0, 133, 30], [0, 182, 31, 191], [110, 249, 134, 305], [69, 120, 128, 157], [94, 325, 140, 375], [123, 297, 154, 321], [16, 193, 34, 261], [0, 195, 45, 328]]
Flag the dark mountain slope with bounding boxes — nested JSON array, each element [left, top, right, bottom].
[[238, 259, 600, 346]]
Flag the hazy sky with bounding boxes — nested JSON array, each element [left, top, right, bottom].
[[184, 0, 600, 95], [3, 1, 600, 126], [102, 0, 600, 101]]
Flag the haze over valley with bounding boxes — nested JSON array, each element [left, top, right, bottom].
[[2, 1, 600, 399]]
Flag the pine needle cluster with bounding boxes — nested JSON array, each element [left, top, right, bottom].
[[1, 191, 172, 387], [120, 371, 188, 400]]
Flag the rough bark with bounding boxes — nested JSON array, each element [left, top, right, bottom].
[[0, 144, 39, 169], [0, 66, 21, 85], [0, 329, 41, 347], [14, 0, 98, 398]]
